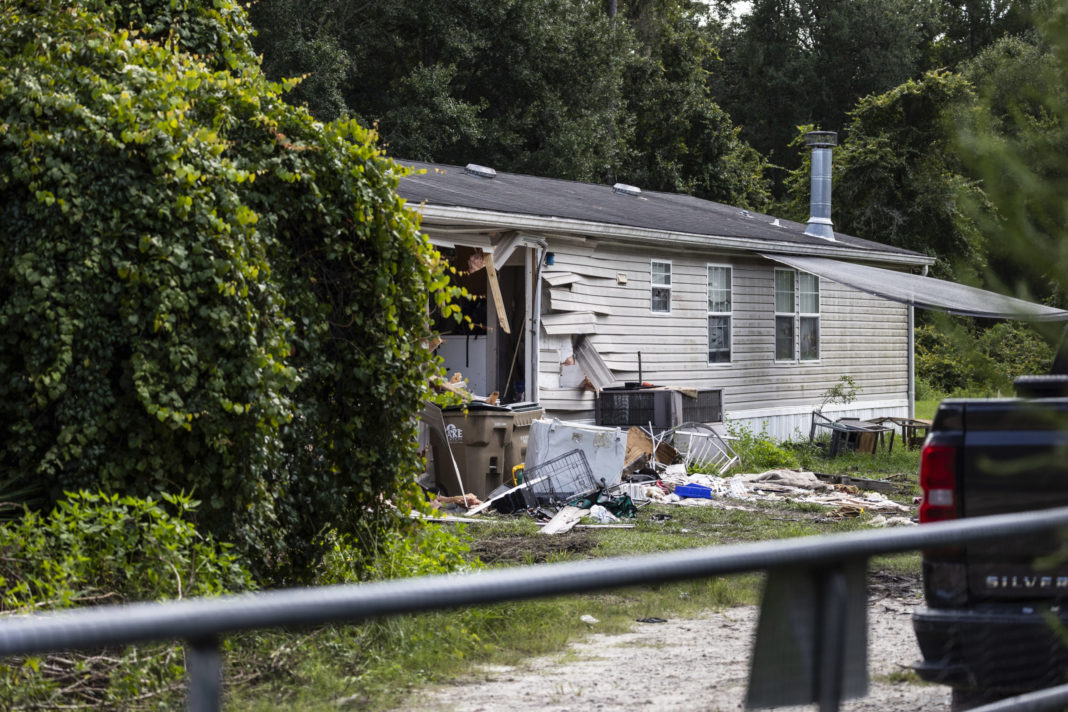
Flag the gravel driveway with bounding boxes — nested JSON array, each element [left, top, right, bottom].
[[407, 591, 947, 712]]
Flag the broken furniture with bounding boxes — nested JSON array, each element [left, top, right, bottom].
[[666, 421, 740, 475], [886, 416, 932, 450], [835, 418, 893, 455], [809, 412, 893, 457]]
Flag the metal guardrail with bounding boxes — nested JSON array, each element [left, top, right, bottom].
[[3, 506, 1068, 711]]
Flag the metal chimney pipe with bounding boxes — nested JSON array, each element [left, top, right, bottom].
[[804, 131, 837, 241]]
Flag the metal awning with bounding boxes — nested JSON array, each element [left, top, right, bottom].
[[762, 254, 1068, 321]]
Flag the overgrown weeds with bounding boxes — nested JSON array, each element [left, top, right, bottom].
[[0, 492, 253, 710]]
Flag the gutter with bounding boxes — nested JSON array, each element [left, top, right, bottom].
[[414, 204, 935, 268]]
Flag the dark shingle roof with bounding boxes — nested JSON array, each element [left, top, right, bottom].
[[396, 161, 923, 260]]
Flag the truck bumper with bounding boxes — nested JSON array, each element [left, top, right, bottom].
[[913, 604, 1068, 693]]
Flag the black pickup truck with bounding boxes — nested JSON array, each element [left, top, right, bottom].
[[913, 371, 1068, 710]]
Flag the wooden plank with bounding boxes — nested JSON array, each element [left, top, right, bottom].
[[484, 252, 510, 335]]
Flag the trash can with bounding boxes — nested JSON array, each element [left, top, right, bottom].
[[503, 402, 543, 480], [434, 403, 514, 499]]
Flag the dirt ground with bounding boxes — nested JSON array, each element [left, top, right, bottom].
[[466, 532, 598, 565], [405, 575, 947, 712]]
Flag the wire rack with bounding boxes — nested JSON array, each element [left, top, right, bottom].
[[522, 449, 599, 507]]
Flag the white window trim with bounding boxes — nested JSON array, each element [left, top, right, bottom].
[[707, 263, 733, 366], [799, 272, 821, 362], [650, 259, 672, 314], [774, 268, 796, 363]]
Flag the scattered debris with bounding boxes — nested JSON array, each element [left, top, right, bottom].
[[415, 404, 915, 528], [540, 506, 589, 535], [580, 615, 600, 626], [636, 617, 668, 624], [589, 505, 620, 523]]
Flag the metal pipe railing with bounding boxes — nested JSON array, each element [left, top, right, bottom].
[[3, 506, 1068, 710]]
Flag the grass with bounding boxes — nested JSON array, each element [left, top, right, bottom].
[[915, 398, 942, 420], [224, 445, 924, 711]]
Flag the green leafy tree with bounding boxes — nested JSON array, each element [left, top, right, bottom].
[[616, 0, 770, 206], [779, 72, 988, 281], [957, 23, 1068, 307], [247, 0, 356, 122], [0, 0, 450, 580], [713, 0, 934, 167], [249, 0, 768, 203], [928, 0, 1042, 66]]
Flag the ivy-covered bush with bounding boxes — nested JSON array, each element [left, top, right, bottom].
[[0, 0, 450, 580]]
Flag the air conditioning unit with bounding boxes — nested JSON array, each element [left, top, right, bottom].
[[596, 389, 683, 430], [681, 389, 724, 424]]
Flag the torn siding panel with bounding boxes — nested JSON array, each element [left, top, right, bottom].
[[541, 311, 600, 335], [544, 272, 581, 287], [545, 261, 619, 281], [539, 387, 596, 412], [549, 288, 614, 315], [572, 335, 620, 390]]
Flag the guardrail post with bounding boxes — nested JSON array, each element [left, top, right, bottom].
[[747, 560, 867, 710], [817, 567, 847, 712], [186, 635, 222, 712]]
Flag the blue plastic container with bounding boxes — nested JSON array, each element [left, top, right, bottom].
[[674, 483, 714, 499]]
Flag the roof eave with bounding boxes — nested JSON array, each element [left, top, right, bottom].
[[411, 203, 936, 268]]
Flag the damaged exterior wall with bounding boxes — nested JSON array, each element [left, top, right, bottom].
[[538, 241, 908, 440]]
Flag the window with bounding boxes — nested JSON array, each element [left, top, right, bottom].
[[707, 265, 732, 363], [774, 269, 795, 361], [774, 269, 820, 362], [799, 272, 820, 361], [651, 260, 671, 313]]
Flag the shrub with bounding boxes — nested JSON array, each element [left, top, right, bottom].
[[0, 491, 251, 611], [915, 320, 1055, 396], [0, 0, 455, 580], [318, 520, 480, 584], [0, 491, 251, 708], [725, 422, 800, 473]]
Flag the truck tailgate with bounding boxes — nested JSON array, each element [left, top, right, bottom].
[[960, 399, 1068, 600]]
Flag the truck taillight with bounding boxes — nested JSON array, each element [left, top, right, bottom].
[[919, 443, 957, 523]]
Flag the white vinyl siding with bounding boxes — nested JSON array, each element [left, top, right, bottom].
[[707, 265, 732, 364], [774, 269, 795, 361], [651, 260, 671, 313], [800, 272, 820, 361], [536, 245, 910, 428]]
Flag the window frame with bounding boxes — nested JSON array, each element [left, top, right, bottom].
[[650, 259, 672, 314], [799, 272, 821, 362], [774, 268, 796, 363], [707, 263, 733, 365]]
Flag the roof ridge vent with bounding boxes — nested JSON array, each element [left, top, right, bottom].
[[613, 183, 641, 196], [465, 164, 496, 179]]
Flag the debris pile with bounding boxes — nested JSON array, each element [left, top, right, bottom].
[[419, 405, 916, 531]]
